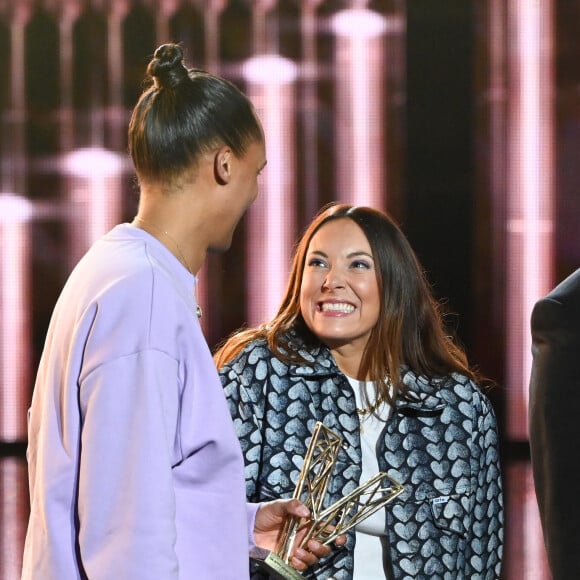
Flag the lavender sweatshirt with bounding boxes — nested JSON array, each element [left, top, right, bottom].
[[22, 224, 258, 579]]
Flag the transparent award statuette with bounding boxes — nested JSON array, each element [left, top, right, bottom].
[[250, 421, 404, 579]]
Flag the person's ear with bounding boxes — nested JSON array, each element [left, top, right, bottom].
[[214, 146, 232, 185]]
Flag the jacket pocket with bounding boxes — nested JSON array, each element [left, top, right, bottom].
[[386, 490, 470, 577], [429, 493, 468, 536]]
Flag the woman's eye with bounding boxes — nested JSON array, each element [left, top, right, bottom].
[[307, 258, 326, 268], [351, 260, 371, 269]]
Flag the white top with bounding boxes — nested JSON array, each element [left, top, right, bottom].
[[347, 376, 391, 579]]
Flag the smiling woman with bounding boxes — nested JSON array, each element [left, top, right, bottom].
[[299, 218, 381, 377], [215, 202, 504, 580]]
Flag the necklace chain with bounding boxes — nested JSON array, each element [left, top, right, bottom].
[[356, 393, 387, 416], [133, 216, 202, 319], [134, 217, 192, 274], [355, 380, 390, 416], [357, 403, 379, 416]]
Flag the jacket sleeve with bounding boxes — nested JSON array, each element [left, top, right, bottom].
[[529, 292, 580, 580], [466, 389, 504, 579], [219, 349, 268, 501]]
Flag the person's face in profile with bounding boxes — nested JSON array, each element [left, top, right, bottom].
[[209, 138, 267, 252], [299, 218, 380, 355]]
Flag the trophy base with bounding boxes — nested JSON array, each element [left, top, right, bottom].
[[251, 551, 303, 580]]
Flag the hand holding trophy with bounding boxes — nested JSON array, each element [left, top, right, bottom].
[[251, 421, 404, 579]]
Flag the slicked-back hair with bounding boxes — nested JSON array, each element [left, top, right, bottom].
[[128, 43, 263, 183]]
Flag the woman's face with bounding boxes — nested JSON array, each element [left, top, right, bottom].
[[300, 218, 381, 356]]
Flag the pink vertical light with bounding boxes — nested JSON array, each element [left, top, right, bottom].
[[107, 0, 130, 150], [157, 0, 177, 45], [62, 148, 127, 270], [505, 1, 554, 578], [2, 1, 30, 195], [300, 1, 321, 216], [504, 462, 550, 580], [331, 8, 388, 209], [0, 194, 34, 442], [0, 458, 28, 580], [55, 0, 81, 151], [243, 55, 297, 325], [0, 196, 31, 580], [506, 0, 554, 440], [204, 0, 225, 71]]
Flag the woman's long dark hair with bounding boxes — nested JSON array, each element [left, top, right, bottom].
[[215, 203, 479, 405]]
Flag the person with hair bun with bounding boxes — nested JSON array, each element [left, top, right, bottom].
[[216, 202, 504, 579], [22, 44, 333, 579]]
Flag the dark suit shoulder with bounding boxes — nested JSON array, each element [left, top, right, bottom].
[[532, 269, 580, 328], [543, 268, 580, 305], [532, 269, 580, 354]]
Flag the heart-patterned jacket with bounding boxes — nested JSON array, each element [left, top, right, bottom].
[[219, 333, 503, 579]]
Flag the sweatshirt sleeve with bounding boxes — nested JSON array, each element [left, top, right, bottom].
[[76, 349, 181, 579]]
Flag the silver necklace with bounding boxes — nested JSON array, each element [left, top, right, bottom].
[[134, 216, 202, 319]]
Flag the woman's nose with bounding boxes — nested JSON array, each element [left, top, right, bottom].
[[322, 269, 345, 290]]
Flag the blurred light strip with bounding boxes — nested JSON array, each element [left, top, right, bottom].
[[244, 55, 297, 325], [300, 4, 321, 217], [0, 458, 28, 579], [107, 2, 129, 150], [506, 0, 554, 440], [504, 462, 551, 579], [3, 4, 28, 194], [505, 1, 554, 576], [62, 148, 126, 271], [331, 9, 387, 209], [58, 1, 76, 151], [0, 194, 34, 442], [488, 0, 509, 302]]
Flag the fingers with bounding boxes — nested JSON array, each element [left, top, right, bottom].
[[262, 499, 345, 572], [290, 540, 330, 571], [333, 533, 347, 547], [284, 498, 310, 519], [306, 539, 332, 558]]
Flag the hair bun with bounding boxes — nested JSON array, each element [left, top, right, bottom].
[[148, 43, 189, 89]]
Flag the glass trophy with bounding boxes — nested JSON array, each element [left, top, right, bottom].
[[250, 421, 404, 579]]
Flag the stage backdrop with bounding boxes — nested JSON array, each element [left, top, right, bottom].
[[2, 1, 580, 578]]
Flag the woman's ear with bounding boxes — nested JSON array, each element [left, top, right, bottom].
[[214, 146, 232, 185]]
